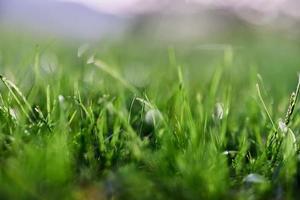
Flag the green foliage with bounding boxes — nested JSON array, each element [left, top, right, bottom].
[[1, 33, 300, 199]]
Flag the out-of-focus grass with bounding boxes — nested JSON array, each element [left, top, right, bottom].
[[1, 31, 300, 200]]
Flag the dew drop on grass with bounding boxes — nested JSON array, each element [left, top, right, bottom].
[[222, 150, 238, 156], [58, 95, 65, 104], [278, 118, 288, 133], [145, 109, 162, 127], [9, 108, 18, 119], [243, 173, 266, 184], [213, 102, 224, 121]]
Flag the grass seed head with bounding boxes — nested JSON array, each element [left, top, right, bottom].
[[284, 74, 300, 126]]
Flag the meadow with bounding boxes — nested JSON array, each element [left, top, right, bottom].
[[1, 31, 300, 199]]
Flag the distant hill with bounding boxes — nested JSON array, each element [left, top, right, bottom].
[[0, 0, 130, 40], [1, 0, 299, 42]]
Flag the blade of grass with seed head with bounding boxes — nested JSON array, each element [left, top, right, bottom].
[[285, 74, 300, 126]]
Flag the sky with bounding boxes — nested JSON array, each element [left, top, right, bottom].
[[58, 0, 141, 14]]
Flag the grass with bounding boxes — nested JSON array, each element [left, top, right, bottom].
[[1, 33, 300, 200]]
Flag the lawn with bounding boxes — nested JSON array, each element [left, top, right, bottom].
[[1, 31, 300, 199]]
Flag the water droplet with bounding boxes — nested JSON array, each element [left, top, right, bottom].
[[243, 173, 266, 184], [145, 109, 162, 127], [58, 95, 65, 104], [278, 119, 288, 133], [213, 102, 224, 121]]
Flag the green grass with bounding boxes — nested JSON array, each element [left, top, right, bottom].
[[1, 32, 300, 200]]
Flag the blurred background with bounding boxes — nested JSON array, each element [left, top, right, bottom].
[[1, 0, 300, 93], [2, 0, 300, 40]]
